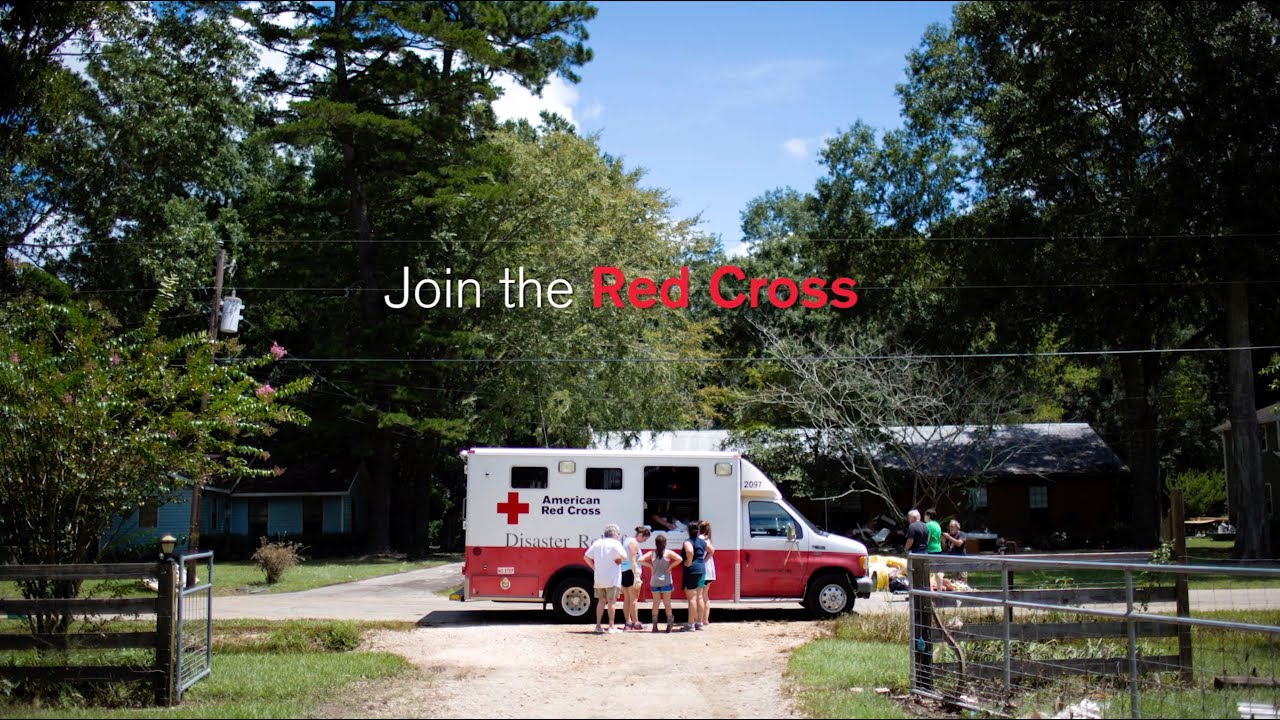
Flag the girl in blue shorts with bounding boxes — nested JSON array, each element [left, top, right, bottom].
[[641, 533, 683, 632]]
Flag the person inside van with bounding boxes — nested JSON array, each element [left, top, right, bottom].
[[650, 501, 677, 531]]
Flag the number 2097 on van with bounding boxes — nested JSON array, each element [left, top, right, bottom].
[[458, 448, 873, 622]]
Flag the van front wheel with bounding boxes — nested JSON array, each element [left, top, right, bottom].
[[805, 573, 854, 619], [551, 576, 595, 623]]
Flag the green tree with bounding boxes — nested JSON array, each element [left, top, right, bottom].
[[217, 0, 597, 552], [891, 1, 1280, 553], [1166, 470, 1227, 519], [0, 1, 130, 278], [0, 276, 310, 633], [46, 5, 260, 321]]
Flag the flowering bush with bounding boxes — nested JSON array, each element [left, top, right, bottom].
[[0, 277, 311, 631]]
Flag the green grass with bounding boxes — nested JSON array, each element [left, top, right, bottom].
[[0, 620, 416, 718], [786, 639, 910, 718], [963, 538, 1279, 591], [0, 652, 412, 719], [4, 556, 458, 599]]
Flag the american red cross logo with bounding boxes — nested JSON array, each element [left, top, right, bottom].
[[497, 491, 530, 525]]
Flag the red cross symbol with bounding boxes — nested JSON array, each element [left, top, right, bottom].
[[496, 491, 529, 525]]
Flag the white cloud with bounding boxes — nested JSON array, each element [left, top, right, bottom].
[[782, 138, 810, 159], [580, 99, 604, 123], [492, 74, 580, 128]]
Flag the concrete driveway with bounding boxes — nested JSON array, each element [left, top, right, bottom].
[[213, 562, 467, 622], [211, 562, 912, 623], [212, 562, 1276, 623]]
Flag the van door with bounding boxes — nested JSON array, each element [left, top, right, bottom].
[[739, 499, 808, 598]]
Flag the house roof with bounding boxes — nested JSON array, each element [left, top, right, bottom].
[[1211, 402, 1280, 433], [593, 423, 1128, 478], [227, 457, 365, 495]]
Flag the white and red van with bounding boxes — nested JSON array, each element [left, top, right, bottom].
[[459, 448, 873, 621]]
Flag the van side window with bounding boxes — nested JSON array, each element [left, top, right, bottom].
[[586, 468, 623, 490], [748, 501, 801, 539], [511, 466, 548, 489], [643, 466, 699, 532]]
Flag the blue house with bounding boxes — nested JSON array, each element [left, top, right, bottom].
[[104, 459, 368, 557], [224, 458, 367, 538]]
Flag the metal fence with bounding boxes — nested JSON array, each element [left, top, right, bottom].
[[175, 551, 213, 701], [908, 553, 1280, 719]]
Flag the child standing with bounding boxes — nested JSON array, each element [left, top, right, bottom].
[[640, 533, 682, 632], [698, 519, 716, 627]]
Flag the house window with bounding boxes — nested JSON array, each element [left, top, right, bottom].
[[138, 505, 157, 529], [248, 499, 268, 538], [586, 468, 623, 490], [968, 487, 989, 510], [303, 498, 323, 535], [511, 466, 548, 489], [1029, 486, 1049, 510], [209, 497, 219, 531]]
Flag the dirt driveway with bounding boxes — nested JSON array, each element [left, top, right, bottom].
[[315, 605, 824, 719]]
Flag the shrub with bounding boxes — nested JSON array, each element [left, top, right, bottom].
[[263, 620, 362, 653], [251, 537, 305, 584]]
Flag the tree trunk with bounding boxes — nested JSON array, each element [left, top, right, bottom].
[[334, 0, 393, 553], [1119, 353, 1161, 547], [367, 431, 393, 553], [1226, 280, 1269, 559]]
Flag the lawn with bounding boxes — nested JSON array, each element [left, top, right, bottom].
[[962, 537, 1280, 591], [786, 608, 1280, 719], [786, 614, 912, 718], [0, 620, 417, 719], [4, 556, 459, 600]]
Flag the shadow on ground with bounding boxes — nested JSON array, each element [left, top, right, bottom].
[[417, 605, 811, 627]]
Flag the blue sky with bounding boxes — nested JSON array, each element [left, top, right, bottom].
[[494, 1, 958, 254]]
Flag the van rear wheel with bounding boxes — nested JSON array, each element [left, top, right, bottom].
[[805, 573, 854, 619], [551, 576, 595, 623]]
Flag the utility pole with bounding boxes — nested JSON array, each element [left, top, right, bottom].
[[187, 248, 226, 554]]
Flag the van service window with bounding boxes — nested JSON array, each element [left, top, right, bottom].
[[586, 467, 623, 490], [643, 466, 699, 531], [749, 501, 802, 539], [511, 466, 548, 489]]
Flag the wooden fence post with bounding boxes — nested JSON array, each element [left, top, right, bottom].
[[1170, 488, 1193, 683], [154, 560, 177, 706], [910, 555, 934, 692]]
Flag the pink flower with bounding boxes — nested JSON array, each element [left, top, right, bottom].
[[269, 342, 287, 361], [109, 352, 121, 367], [8, 352, 17, 364], [256, 384, 275, 399], [62, 393, 72, 406]]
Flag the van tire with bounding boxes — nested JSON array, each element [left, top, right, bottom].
[[551, 576, 595, 623], [805, 573, 854, 619]]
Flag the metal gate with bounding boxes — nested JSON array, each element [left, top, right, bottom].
[[175, 550, 213, 700]]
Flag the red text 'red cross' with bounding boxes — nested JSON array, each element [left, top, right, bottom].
[[496, 491, 529, 525]]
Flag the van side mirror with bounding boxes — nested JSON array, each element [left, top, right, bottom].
[[786, 523, 796, 542]]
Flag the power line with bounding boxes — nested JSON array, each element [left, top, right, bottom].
[[12, 231, 1280, 249], [6, 278, 1280, 298], [280, 344, 1280, 365]]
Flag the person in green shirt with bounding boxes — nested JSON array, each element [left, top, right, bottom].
[[924, 508, 946, 590], [925, 509, 943, 554]]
